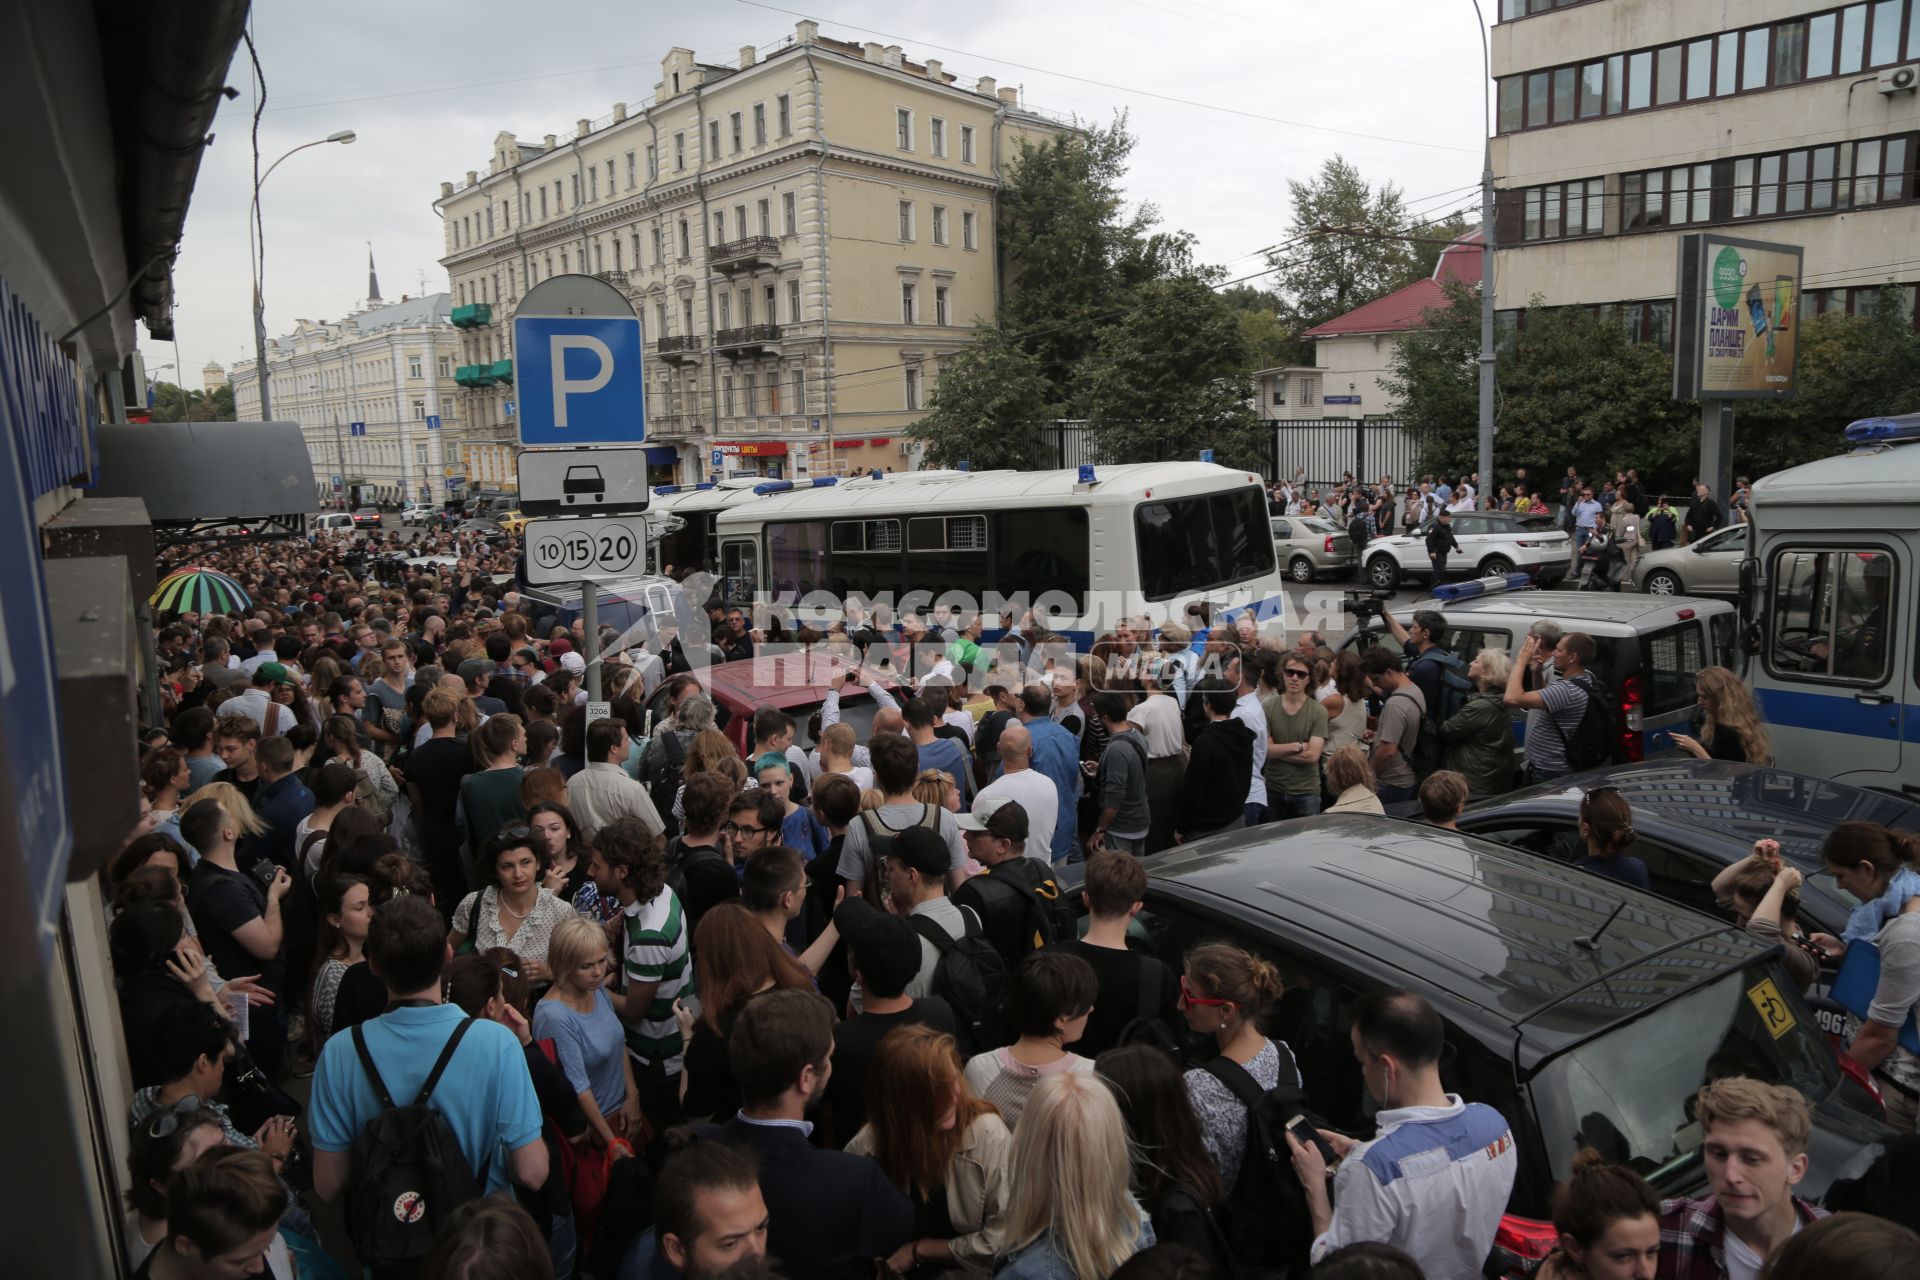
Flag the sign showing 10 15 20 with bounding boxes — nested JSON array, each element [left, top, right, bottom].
[[524, 514, 647, 585]]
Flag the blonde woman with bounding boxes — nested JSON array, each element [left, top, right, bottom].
[[1324, 745, 1385, 815], [912, 766, 960, 815], [994, 1072, 1153, 1279], [1670, 666, 1771, 764], [192, 781, 270, 841], [531, 916, 640, 1147], [1438, 648, 1517, 799]]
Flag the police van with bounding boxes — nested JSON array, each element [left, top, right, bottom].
[[1347, 577, 1740, 764], [1744, 415, 1919, 796]]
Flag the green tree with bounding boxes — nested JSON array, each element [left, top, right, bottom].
[[1075, 271, 1267, 469], [916, 324, 1056, 469], [1217, 284, 1299, 370], [1738, 289, 1920, 474], [147, 381, 235, 422], [1268, 156, 1423, 336], [1406, 208, 1476, 281]]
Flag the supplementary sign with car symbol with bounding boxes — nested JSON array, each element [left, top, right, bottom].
[[512, 274, 647, 447], [516, 446, 652, 518], [524, 514, 648, 586]]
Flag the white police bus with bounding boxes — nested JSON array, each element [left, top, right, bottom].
[[710, 462, 1289, 645], [1746, 414, 1919, 796]]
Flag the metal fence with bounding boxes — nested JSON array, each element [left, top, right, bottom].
[[1040, 418, 1420, 486]]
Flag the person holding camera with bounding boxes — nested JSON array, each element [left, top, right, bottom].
[[181, 797, 292, 1077]]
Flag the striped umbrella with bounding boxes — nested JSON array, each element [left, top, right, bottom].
[[149, 567, 253, 617]]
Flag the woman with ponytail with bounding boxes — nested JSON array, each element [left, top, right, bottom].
[[1535, 1149, 1659, 1280], [1572, 787, 1649, 890], [1815, 821, 1920, 955], [1177, 943, 1296, 1190]]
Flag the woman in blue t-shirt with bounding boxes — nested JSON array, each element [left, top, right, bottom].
[[1572, 787, 1650, 891]]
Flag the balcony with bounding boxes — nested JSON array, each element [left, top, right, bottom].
[[654, 334, 702, 365], [714, 324, 782, 358], [450, 303, 493, 328], [649, 414, 695, 438], [486, 359, 514, 385], [707, 235, 781, 274], [454, 363, 497, 388], [596, 270, 629, 289]]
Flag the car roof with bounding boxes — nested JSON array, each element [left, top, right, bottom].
[[1461, 759, 1919, 928], [1410, 590, 1733, 625], [1143, 814, 1767, 1063], [699, 651, 893, 712]]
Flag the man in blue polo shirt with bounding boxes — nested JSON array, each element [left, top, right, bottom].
[[308, 893, 547, 1203]]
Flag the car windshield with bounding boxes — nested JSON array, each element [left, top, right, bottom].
[[785, 690, 879, 750], [1300, 518, 1340, 534], [1530, 962, 1837, 1190]]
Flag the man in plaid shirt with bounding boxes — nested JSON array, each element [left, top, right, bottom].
[[1657, 1078, 1827, 1279]]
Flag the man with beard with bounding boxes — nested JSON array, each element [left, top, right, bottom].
[[618, 1136, 776, 1280], [718, 990, 911, 1278]]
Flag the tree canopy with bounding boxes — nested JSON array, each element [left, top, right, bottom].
[[148, 382, 235, 423]]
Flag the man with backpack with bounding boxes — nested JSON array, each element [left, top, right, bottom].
[[664, 773, 740, 937], [952, 802, 1071, 964], [308, 893, 546, 1275], [885, 826, 974, 999], [1288, 991, 1517, 1280], [838, 732, 968, 900], [825, 899, 958, 1148], [1048, 851, 1180, 1058], [1504, 630, 1608, 782], [1385, 609, 1472, 778], [1361, 647, 1426, 805]]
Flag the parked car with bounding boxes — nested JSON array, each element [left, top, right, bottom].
[[1454, 759, 1920, 940], [1631, 521, 1747, 597], [496, 509, 530, 535], [1361, 510, 1572, 591], [702, 651, 898, 760], [1071, 815, 1889, 1268], [400, 502, 437, 527], [1271, 515, 1355, 583], [350, 506, 382, 529], [311, 512, 354, 533]]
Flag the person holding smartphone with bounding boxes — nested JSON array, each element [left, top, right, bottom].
[[180, 797, 293, 1077]]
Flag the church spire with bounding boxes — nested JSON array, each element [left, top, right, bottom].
[[366, 242, 382, 303]]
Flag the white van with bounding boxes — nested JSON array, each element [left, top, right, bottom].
[[1746, 414, 1919, 795], [311, 512, 354, 533]]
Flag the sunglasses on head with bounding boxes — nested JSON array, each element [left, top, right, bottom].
[[1179, 976, 1235, 1009], [145, 1095, 204, 1139]]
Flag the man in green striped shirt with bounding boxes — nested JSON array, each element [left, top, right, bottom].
[[589, 815, 691, 1130]]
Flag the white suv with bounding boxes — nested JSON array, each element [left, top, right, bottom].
[[401, 503, 437, 526], [1360, 511, 1573, 590]]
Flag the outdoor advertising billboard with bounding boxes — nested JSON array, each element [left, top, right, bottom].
[[1673, 234, 1803, 400]]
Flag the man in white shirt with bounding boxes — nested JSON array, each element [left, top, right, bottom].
[[1228, 644, 1269, 826], [1290, 990, 1517, 1280], [570, 717, 665, 842], [965, 725, 1058, 864], [1127, 662, 1188, 853]]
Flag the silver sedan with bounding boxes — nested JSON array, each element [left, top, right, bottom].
[[1271, 515, 1357, 582], [1632, 522, 1747, 597]]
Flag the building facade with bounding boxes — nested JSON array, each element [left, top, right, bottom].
[[231, 294, 466, 506], [1492, 0, 1920, 340], [201, 360, 228, 391], [434, 20, 1067, 484]]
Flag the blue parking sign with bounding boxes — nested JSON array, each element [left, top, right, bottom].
[[514, 314, 646, 445]]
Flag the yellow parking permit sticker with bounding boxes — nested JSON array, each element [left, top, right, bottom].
[[1747, 978, 1796, 1040]]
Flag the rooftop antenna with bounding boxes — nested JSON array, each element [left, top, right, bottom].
[[1574, 901, 1628, 952]]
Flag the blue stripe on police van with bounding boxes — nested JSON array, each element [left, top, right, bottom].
[[1755, 686, 1914, 742]]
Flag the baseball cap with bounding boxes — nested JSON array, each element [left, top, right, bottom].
[[558, 651, 586, 675], [550, 636, 574, 655], [257, 661, 298, 688], [955, 799, 1030, 841], [456, 657, 495, 684], [832, 898, 922, 995], [888, 825, 952, 878]]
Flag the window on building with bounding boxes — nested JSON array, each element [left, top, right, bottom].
[[613, 238, 623, 271], [683, 298, 695, 332], [902, 282, 917, 323], [1553, 65, 1578, 118], [719, 293, 732, 329], [1742, 26, 1771, 89], [758, 198, 771, 237], [646, 144, 658, 181], [743, 373, 757, 415], [932, 205, 947, 245], [679, 220, 690, 259], [1872, 0, 1904, 64], [769, 376, 781, 415], [409, 356, 422, 378], [783, 191, 797, 235], [788, 278, 802, 322], [594, 242, 604, 272], [904, 365, 921, 410], [723, 374, 735, 416], [962, 209, 977, 250], [572, 172, 582, 205], [1578, 60, 1606, 116], [413, 400, 425, 420], [931, 117, 947, 156], [741, 289, 752, 326], [897, 108, 913, 150], [753, 103, 767, 145], [960, 124, 976, 163], [935, 285, 950, 326], [675, 132, 686, 169], [657, 302, 670, 337], [899, 200, 914, 241], [1653, 43, 1682, 104], [714, 212, 726, 243], [561, 249, 570, 273], [777, 93, 791, 136], [791, 366, 805, 414], [1626, 51, 1652, 109], [708, 120, 720, 159], [438, 357, 451, 378], [606, 159, 616, 193], [730, 111, 743, 152], [625, 152, 636, 189]]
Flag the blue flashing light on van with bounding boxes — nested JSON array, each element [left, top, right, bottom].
[[1842, 413, 1920, 444]]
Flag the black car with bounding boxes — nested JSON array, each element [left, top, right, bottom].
[[1455, 760, 1920, 939], [1108, 815, 1888, 1255], [350, 506, 382, 528]]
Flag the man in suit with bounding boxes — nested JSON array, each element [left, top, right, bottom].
[[721, 989, 912, 1278]]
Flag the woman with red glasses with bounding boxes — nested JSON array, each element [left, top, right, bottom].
[[1178, 944, 1296, 1192]]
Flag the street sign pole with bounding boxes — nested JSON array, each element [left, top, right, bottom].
[[582, 585, 601, 702]]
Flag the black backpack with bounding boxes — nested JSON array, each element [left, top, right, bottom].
[[1202, 1044, 1318, 1275], [1547, 671, 1618, 772], [909, 913, 1015, 1057], [957, 859, 1076, 962], [665, 836, 735, 928], [346, 1019, 485, 1275], [1114, 959, 1186, 1064], [1410, 648, 1474, 727], [641, 729, 690, 839]]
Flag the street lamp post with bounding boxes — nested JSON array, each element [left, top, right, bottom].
[[1470, 2, 1496, 504], [250, 129, 356, 420]]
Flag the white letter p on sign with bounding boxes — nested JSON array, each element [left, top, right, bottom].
[[550, 335, 614, 428]]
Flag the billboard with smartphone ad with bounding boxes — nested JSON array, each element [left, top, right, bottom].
[[1674, 234, 1802, 400]]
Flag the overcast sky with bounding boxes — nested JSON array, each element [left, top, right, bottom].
[[145, 0, 1490, 392]]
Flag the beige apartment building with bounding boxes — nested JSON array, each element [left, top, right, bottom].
[[434, 20, 1067, 485], [1491, 0, 1920, 342], [231, 293, 464, 506]]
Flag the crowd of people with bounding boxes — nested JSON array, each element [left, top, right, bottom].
[[107, 518, 1918, 1280]]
